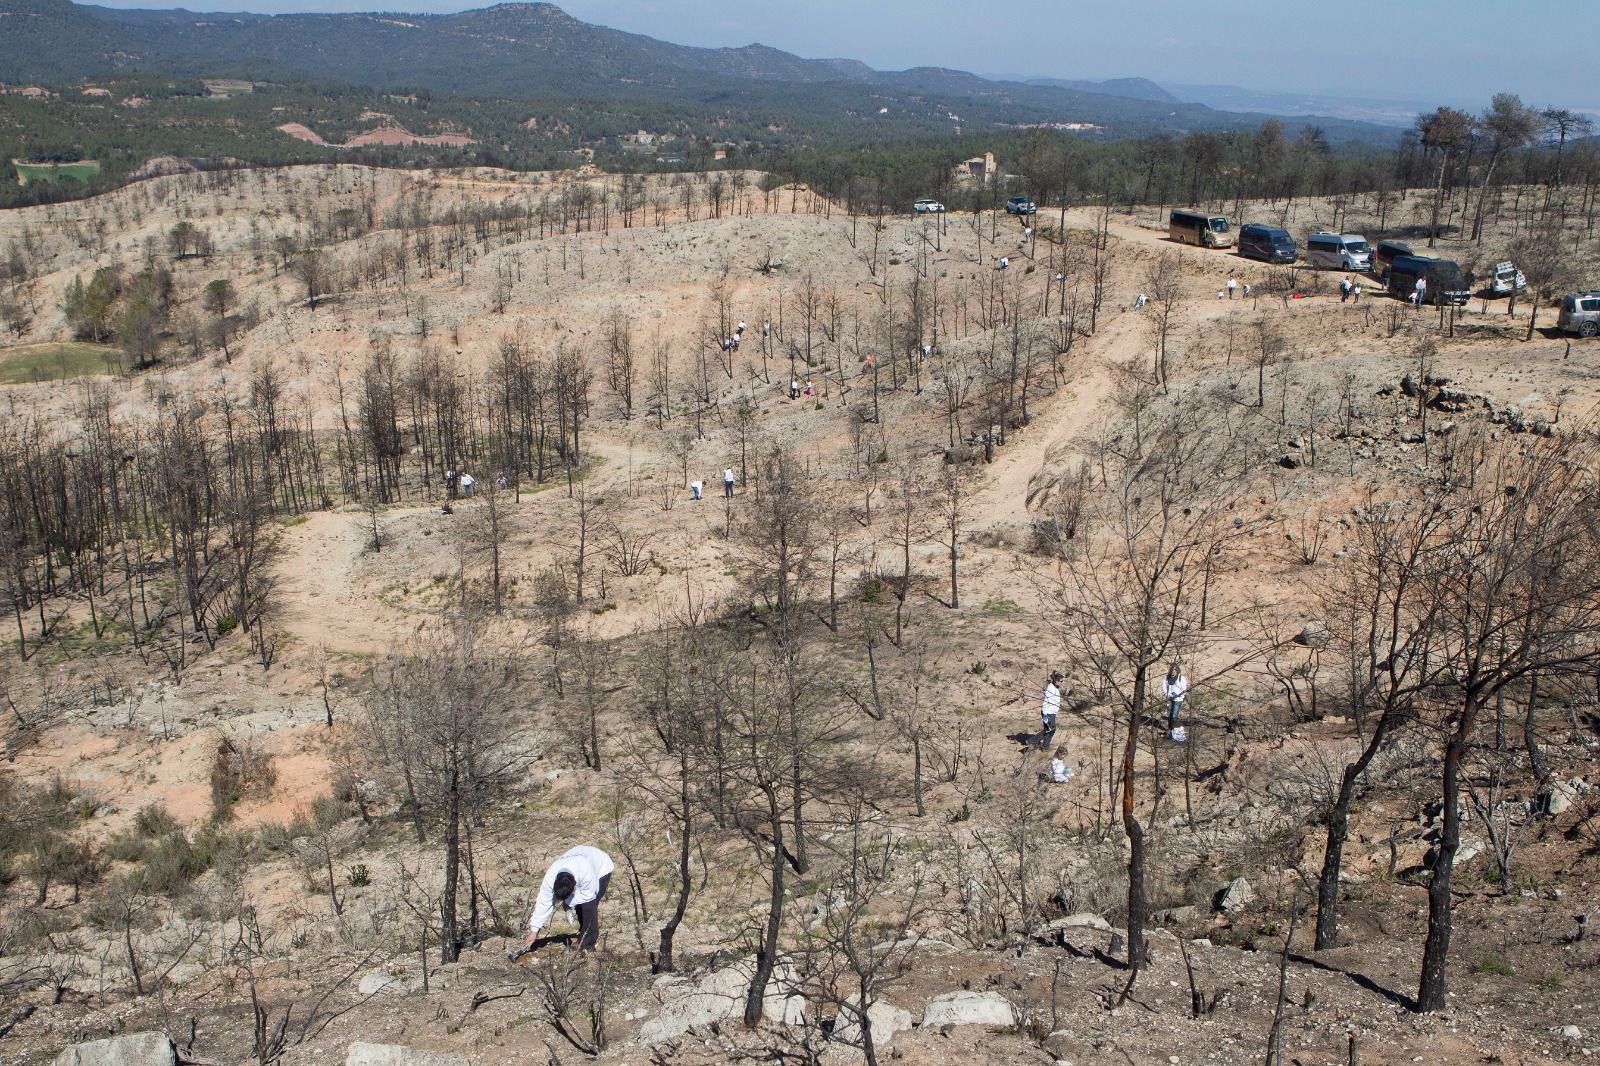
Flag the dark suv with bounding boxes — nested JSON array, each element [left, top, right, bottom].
[[1237, 223, 1297, 264], [1371, 239, 1414, 282], [1386, 255, 1471, 306]]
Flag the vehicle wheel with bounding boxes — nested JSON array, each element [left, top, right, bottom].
[[1582, 321, 1599, 338]]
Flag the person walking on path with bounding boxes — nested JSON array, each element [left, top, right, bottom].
[[515, 845, 615, 955], [1038, 671, 1064, 748], [1163, 663, 1188, 729], [723, 468, 735, 498], [1340, 276, 1352, 303], [1226, 277, 1239, 300]]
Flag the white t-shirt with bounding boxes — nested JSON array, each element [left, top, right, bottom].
[[528, 845, 615, 935], [1050, 758, 1072, 783], [690, 480, 703, 494], [1163, 674, 1189, 701], [723, 469, 735, 484], [1042, 681, 1062, 720]]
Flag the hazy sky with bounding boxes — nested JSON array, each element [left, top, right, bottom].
[[83, 0, 1593, 109]]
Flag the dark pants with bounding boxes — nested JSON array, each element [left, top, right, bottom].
[[1168, 698, 1184, 726], [574, 873, 610, 950], [724, 481, 734, 498], [1037, 715, 1056, 748]]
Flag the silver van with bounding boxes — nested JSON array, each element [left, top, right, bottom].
[[1306, 232, 1372, 271]]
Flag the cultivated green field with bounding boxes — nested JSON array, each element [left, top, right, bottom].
[[0, 342, 119, 384], [13, 159, 102, 185]]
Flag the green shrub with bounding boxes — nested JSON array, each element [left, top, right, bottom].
[[310, 792, 348, 831], [138, 832, 208, 894], [1473, 955, 1515, 977], [101, 830, 147, 864], [346, 863, 371, 888], [133, 803, 179, 838], [209, 738, 277, 824]]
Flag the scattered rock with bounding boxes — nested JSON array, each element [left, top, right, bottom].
[[1151, 905, 1200, 925], [920, 990, 1017, 1028], [1277, 454, 1300, 470], [346, 1044, 471, 1066], [53, 1034, 175, 1066], [1215, 877, 1254, 915], [356, 970, 418, 996], [1560, 1025, 1583, 1041], [1045, 913, 1113, 933], [831, 996, 914, 1047], [1545, 780, 1579, 817], [1292, 622, 1328, 649], [639, 957, 806, 1043]]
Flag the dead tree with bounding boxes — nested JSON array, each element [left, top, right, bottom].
[[1051, 405, 1256, 992]]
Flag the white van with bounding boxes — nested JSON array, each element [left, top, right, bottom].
[[1305, 232, 1372, 271]]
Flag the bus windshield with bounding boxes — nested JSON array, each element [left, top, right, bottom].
[[1209, 218, 1230, 232], [1347, 240, 1372, 254]]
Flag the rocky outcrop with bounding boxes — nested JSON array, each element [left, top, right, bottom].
[[346, 1044, 471, 1066], [639, 958, 806, 1043], [53, 1034, 175, 1066], [831, 996, 914, 1047], [920, 990, 1017, 1028], [1215, 877, 1254, 914]]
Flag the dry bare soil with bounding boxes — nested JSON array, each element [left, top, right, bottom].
[[1, 164, 1599, 1066]]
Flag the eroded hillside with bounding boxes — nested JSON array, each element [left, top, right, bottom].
[[1, 165, 1599, 1066]]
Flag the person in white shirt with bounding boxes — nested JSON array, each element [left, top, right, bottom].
[[1039, 671, 1064, 747], [723, 468, 735, 498], [690, 479, 703, 500], [1226, 277, 1238, 300], [1049, 746, 1073, 784], [516, 845, 615, 955], [1163, 664, 1189, 728], [458, 472, 475, 496]]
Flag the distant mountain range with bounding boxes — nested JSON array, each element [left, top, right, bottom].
[[1156, 83, 1434, 128], [0, 0, 1403, 143]]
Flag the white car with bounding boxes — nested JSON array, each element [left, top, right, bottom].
[[1489, 261, 1527, 294], [913, 198, 946, 214]]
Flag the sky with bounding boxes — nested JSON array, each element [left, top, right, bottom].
[[81, 0, 1594, 111]]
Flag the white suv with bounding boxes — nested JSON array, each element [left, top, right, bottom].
[[913, 198, 946, 214]]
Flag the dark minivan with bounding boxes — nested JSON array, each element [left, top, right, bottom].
[[1386, 255, 1472, 306], [1371, 239, 1413, 281], [1238, 223, 1297, 264]]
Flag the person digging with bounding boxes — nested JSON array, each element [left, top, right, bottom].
[[508, 844, 614, 960]]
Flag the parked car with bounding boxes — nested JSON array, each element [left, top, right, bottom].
[[1005, 196, 1037, 215], [1305, 232, 1371, 271], [913, 198, 946, 214], [1371, 239, 1414, 281], [1386, 255, 1472, 305], [1489, 261, 1527, 294], [1556, 292, 1600, 337], [1237, 223, 1298, 264]]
